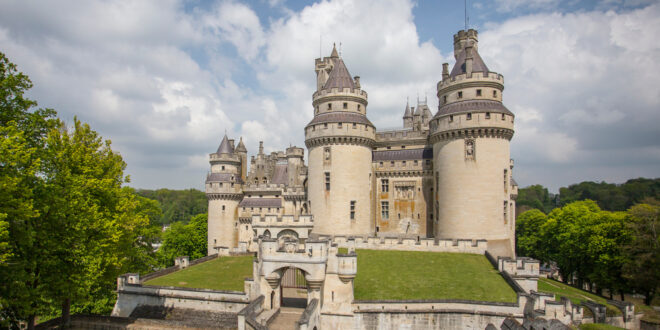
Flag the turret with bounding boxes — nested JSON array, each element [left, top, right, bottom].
[[206, 134, 243, 254], [430, 29, 516, 258], [305, 45, 375, 236], [403, 100, 413, 128], [235, 137, 248, 182]]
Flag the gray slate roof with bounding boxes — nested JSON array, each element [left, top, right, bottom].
[[434, 100, 514, 118], [306, 112, 374, 127], [239, 198, 282, 208], [373, 148, 433, 161], [403, 103, 412, 118], [323, 58, 355, 91], [271, 164, 288, 185], [450, 48, 489, 78], [216, 135, 234, 154], [235, 137, 247, 152]]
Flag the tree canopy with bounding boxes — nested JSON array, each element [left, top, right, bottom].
[[0, 52, 162, 328], [136, 188, 207, 224]]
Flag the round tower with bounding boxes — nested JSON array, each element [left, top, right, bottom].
[[206, 134, 243, 254], [305, 45, 375, 236], [430, 29, 516, 258]]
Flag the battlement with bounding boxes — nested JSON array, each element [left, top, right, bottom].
[[286, 146, 304, 158], [312, 87, 368, 103], [454, 29, 478, 43], [209, 152, 241, 164], [260, 238, 328, 262], [316, 235, 488, 254], [250, 214, 313, 227], [438, 71, 504, 91]]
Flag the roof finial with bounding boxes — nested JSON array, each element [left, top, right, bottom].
[[464, 0, 468, 31], [339, 42, 342, 57], [330, 43, 339, 58]]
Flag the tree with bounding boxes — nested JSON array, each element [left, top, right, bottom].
[[136, 188, 207, 224], [157, 213, 207, 267], [515, 209, 548, 260], [0, 52, 161, 328], [624, 200, 660, 305], [516, 184, 556, 215]]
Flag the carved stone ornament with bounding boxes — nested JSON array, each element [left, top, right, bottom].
[[465, 139, 476, 160]]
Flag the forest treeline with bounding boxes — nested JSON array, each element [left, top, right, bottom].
[[136, 188, 206, 224], [516, 178, 660, 215]]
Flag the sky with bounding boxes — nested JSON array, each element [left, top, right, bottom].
[[1, 0, 658, 193]]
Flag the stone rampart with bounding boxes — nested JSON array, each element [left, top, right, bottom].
[[320, 235, 488, 254]]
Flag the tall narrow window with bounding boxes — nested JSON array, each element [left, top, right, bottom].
[[350, 201, 356, 220], [381, 179, 389, 193], [328, 103, 332, 110], [357, 104, 361, 112], [503, 201, 508, 223], [504, 169, 508, 191], [493, 90, 497, 98], [486, 112, 491, 119], [502, 113, 506, 120], [443, 95, 447, 104], [222, 205, 225, 211], [458, 91, 463, 99], [381, 201, 389, 219], [466, 113, 472, 120], [325, 172, 330, 190], [343, 102, 348, 109]]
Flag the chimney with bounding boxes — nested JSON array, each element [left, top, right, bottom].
[[229, 139, 235, 150], [442, 63, 449, 80], [259, 141, 264, 155], [453, 29, 478, 60], [465, 43, 474, 76], [354, 76, 361, 89]]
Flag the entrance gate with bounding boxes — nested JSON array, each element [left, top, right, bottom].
[[280, 267, 308, 308], [281, 267, 307, 288]]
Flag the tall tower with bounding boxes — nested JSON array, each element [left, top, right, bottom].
[[429, 29, 517, 258], [305, 44, 375, 236], [206, 134, 243, 254]]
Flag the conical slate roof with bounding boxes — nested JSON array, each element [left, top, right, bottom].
[[323, 58, 355, 91], [403, 102, 412, 118], [216, 134, 234, 154], [449, 47, 489, 78], [235, 136, 247, 153]]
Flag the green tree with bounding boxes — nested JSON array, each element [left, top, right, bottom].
[[516, 184, 556, 215], [157, 213, 207, 267], [136, 188, 207, 225], [624, 201, 660, 305], [515, 209, 548, 260], [0, 52, 161, 328]]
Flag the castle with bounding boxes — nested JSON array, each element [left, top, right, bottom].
[[111, 29, 635, 330], [206, 28, 518, 258]]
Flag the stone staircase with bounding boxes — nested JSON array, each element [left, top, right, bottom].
[[268, 307, 304, 330]]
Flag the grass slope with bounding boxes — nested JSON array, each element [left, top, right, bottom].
[[144, 256, 253, 292], [353, 249, 518, 302], [538, 278, 620, 316]]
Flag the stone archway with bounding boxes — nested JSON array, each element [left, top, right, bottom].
[[279, 267, 308, 308]]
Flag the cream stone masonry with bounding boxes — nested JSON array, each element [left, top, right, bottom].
[[430, 29, 517, 258]]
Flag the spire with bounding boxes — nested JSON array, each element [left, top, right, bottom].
[[216, 134, 234, 154], [403, 99, 412, 118], [322, 58, 355, 91], [330, 43, 339, 58], [235, 136, 247, 153], [414, 103, 422, 116]]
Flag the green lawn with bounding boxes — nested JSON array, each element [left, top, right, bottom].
[[353, 250, 518, 302], [538, 278, 620, 316], [143, 256, 253, 292], [578, 324, 624, 330]]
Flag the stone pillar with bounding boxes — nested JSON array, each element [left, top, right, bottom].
[[265, 274, 281, 310], [306, 277, 324, 304]]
